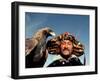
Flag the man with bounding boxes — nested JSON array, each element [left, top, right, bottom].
[[47, 32, 84, 67]]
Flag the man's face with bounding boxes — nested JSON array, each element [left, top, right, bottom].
[[60, 40, 73, 57]]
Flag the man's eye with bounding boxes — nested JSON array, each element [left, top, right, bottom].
[[67, 42, 72, 45], [68, 42, 71, 44]]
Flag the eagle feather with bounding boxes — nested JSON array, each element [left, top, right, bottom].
[[25, 27, 55, 68]]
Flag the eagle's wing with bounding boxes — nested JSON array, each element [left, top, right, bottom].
[[25, 38, 38, 55]]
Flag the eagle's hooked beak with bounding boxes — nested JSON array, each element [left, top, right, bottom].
[[49, 32, 56, 36]]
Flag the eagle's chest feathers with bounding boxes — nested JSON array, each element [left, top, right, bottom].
[[35, 35, 46, 54]]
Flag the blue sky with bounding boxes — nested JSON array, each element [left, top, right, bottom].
[[25, 12, 89, 66]]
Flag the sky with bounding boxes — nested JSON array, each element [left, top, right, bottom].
[[25, 12, 89, 66]]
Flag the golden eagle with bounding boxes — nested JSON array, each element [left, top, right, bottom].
[[25, 27, 55, 68]]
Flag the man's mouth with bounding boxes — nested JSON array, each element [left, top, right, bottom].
[[63, 48, 70, 52]]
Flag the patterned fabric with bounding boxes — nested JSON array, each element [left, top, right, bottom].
[[48, 55, 83, 67]]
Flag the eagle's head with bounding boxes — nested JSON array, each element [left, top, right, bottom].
[[33, 27, 56, 42], [42, 27, 56, 38]]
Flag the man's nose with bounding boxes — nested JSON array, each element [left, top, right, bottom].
[[62, 44, 68, 48]]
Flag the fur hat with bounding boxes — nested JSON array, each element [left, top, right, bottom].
[[46, 32, 84, 57]]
